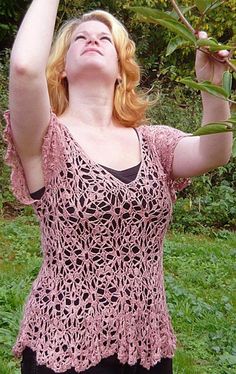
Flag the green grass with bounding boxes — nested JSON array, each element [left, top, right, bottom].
[[0, 216, 235, 374], [164, 233, 236, 373]]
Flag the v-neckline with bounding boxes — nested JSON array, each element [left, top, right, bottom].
[[60, 122, 144, 187]]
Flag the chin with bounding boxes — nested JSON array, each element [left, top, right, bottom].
[[69, 63, 117, 82]]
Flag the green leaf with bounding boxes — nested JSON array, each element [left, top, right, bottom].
[[151, 18, 196, 44], [166, 36, 189, 56], [168, 6, 194, 20], [208, 37, 218, 44], [0, 23, 9, 30], [130, 6, 196, 44], [196, 82, 229, 98], [195, 0, 211, 13], [232, 138, 236, 157], [227, 113, 236, 125], [196, 39, 235, 51], [130, 7, 178, 22], [229, 113, 236, 122], [180, 78, 229, 99], [205, 0, 225, 12], [223, 71, 233, 97], [219, 353, 236, 365], [193, 124, 233, 136]]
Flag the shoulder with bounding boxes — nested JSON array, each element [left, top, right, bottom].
[[138, 123, 175, 133], [138, 123, 187, 140], [140, 123, 192, 162]]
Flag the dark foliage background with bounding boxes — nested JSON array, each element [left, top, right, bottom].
[[0, 0, 235, 233]]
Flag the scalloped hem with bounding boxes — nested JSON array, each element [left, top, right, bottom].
[[12, 340, 175, 373]]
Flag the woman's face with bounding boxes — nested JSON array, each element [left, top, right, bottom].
[[63, 20, 120, 85]]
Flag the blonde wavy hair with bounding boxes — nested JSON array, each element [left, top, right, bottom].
[[46, 10, 151, 127]]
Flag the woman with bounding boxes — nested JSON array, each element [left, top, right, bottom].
[[3, 0, 232, 373]]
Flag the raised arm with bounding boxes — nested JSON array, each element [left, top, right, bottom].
[[9, 0, 60, 160], [172, 34, 233, 179]]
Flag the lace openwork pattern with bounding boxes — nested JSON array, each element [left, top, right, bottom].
[[3, 111, 191, 373]]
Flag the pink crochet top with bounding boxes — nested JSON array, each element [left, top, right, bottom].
[[3, 111, 191, 373]]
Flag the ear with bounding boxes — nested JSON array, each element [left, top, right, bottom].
[[117, 59, 122, 81], [116, 78, 122, 85], [116, 69, 122, 82], [61, 70, 67, 78], [116, 67, 122, 85]]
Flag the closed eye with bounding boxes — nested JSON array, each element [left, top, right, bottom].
[[75, 35, 86, 41], [101, 36, 112, 42]]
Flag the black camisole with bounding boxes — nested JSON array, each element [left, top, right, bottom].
[[30, 128, 141, 200]]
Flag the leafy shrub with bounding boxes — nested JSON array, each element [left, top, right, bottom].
[[0, 8, 235, 232], [148, 82, 202, 132], [148, 85, 236, 233], [171, 162, 236, 234], [0, 50, 18, 216]]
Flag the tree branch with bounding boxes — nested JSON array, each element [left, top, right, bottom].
[[226, 60, 236, 72], [169, 0, 236, 73], [202, 0, 225, 16], [170, 0, 195, 34]]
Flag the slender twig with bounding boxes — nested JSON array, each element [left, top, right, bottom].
[[170, 0, 195, 33], [169, 0, 236, 73], [198, 47, 227, 63], [197, 48, 236, 72], [202, 0, 225, 17], [226, 60, 236, 72], [227, 98, 236, 105], [197, 47, 236, 73]]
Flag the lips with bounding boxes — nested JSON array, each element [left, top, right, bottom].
[[82, 48, 103, 55]]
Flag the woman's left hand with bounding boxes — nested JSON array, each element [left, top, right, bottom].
[[195, 31, 230, 86]]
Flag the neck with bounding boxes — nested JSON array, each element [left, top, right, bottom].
[[62, 78, 119, 131]]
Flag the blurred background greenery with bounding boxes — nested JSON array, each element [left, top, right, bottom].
[[0, 2, 236, 373], [0, 0, 236, 234]]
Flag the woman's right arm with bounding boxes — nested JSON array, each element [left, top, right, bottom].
[[9, 0, 60, 161]]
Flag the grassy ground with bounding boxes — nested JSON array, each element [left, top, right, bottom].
[[0, 215, 235, 374]]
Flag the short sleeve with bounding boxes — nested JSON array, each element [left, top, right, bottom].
[[2, 110, 65, 205], [148, 124, 192, 202]]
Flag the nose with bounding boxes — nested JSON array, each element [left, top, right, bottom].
[[87, 35, 99, 45]]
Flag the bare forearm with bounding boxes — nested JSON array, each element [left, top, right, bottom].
[[201, 91, 230, 125], [10, 0, 60, 77], [173, 32, 235, 176], [200, 92, 233, 165]]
